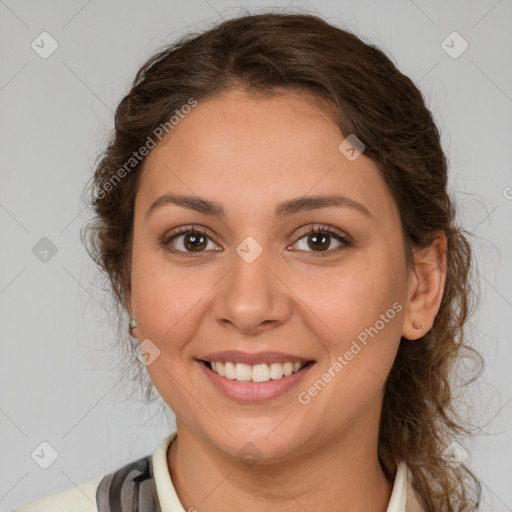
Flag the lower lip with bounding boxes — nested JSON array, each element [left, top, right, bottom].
[[197, 360, 315, 402]]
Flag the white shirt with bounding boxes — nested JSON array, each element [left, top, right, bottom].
[[13, 431, 424, 511]]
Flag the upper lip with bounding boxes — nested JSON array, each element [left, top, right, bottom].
[[198, 351, 315, 365]]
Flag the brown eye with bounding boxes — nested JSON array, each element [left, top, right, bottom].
[[291, 225, 352, 254], [305, 232, 330, 251], [161, 224, 352, 258], [183, 231, 208, 251], [162, 227, 218, 254]]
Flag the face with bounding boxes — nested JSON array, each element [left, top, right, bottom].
[[128, 89, 412, 463]]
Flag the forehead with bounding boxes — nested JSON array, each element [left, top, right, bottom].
[[136, 89, 398, 226]]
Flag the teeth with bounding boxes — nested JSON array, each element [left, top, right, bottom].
[[224, 361, 236, 380], [269, 363, 283, 380], [235, 363, 252, 381], [283, 362, 293, 376], [252, 364, 269, 382], [208, 361, 307, 382]]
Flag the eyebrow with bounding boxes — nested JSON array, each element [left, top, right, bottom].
[[145, 194, 373, 221]]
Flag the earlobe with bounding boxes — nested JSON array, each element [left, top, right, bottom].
[[129, 317, 138, 337], [125, 292, 131, 316], [125, 295, 139, 338], [402, 232, 447, 341]]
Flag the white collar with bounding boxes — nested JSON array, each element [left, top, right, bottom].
[[152, 432, 413, 512]]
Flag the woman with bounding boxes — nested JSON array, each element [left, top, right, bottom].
[[14, 11, 482, 512]]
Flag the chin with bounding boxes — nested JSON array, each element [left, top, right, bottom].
[[204, 423, 307, 466]]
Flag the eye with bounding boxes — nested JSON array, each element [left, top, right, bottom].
[[290, 225, 353, 255], [161, 226, 220, 256], [160, 224, 353, 257]]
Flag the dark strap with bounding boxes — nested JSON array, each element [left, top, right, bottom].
[[96, 455, 161, 512]]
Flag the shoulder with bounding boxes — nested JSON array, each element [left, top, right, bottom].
[[12, 476, 103, 512], [387, 461, 425, 512], [12, 453, 159, 512], [404, 464, 425, 512], [12, 434, 176, 512]]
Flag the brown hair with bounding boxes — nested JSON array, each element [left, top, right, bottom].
[[82, 11, 483, 511]]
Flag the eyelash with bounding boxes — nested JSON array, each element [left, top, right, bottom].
[[160, 224, 353, 258]]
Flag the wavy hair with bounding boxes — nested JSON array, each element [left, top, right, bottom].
[[82, 11, 483, 511]]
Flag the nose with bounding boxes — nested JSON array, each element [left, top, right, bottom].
[[212, 246, 292, 335]]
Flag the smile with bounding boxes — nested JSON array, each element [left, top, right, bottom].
[[204, 360, 309, 382], [197, 358, 315, 402]]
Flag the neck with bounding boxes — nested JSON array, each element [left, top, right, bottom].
[[167, 424, 394, 512]]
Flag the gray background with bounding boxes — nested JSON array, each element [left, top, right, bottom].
[[1, 0, 511, 510]]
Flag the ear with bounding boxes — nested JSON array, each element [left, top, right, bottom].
[[126, 294, 132, 317], [402, 232, 447, 341], [125, 294, 139, 339]]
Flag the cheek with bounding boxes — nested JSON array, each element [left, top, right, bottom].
[[300, 251, 405, 335], [130, 246, 219, 354], [130, 247, 182, 337], [295, 247, 406, 382]]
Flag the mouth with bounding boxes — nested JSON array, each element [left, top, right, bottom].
[[199, 359, 314, 383], [196, 356, 316, 402]]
